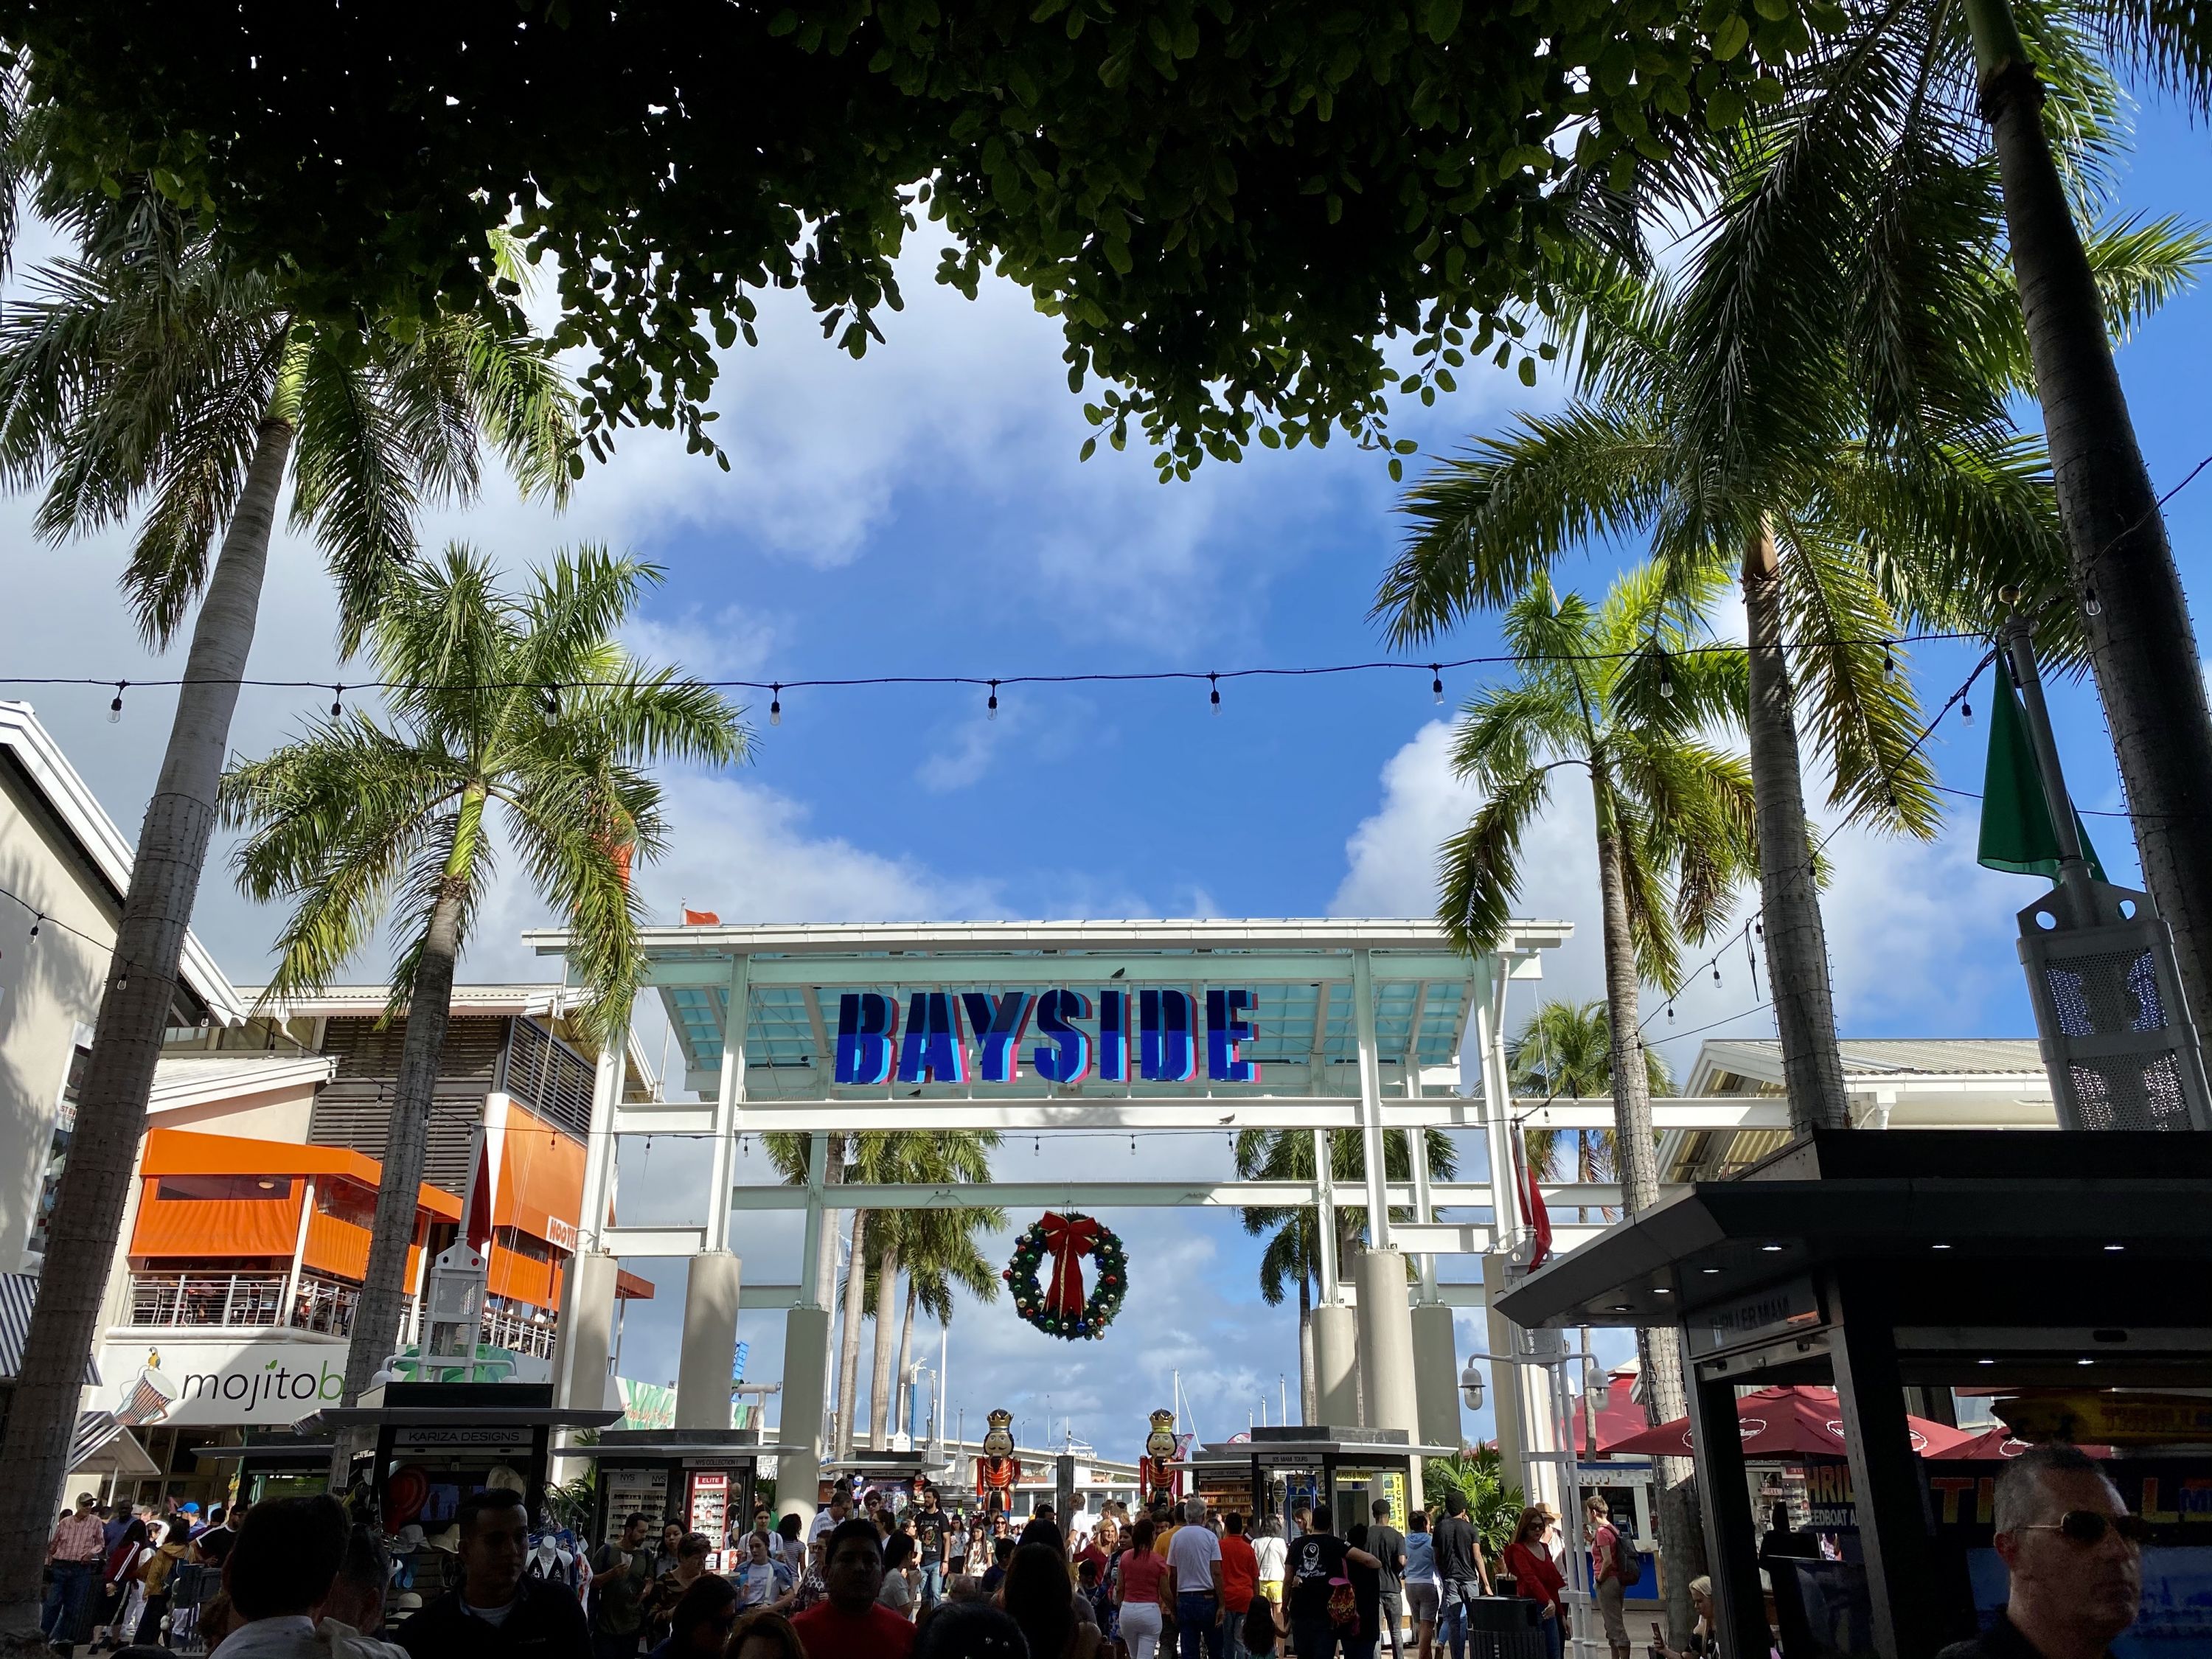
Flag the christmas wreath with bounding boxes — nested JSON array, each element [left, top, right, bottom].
[[1004, 1212, 1127, 1340]]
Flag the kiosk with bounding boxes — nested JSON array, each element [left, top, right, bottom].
[[302, 1380, 622, 1531], [1189, 1427, 1455, 1532], [568, 1429, 781, 1565]]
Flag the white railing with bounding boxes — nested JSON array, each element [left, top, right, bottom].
[[126, 1272, 554, 1356]]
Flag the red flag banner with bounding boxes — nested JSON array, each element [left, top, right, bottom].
[[683, 908, 720, 925]]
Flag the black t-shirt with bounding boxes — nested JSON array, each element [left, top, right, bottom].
[[1349, 1553, 1380, 1640], [1433, 1515, 1483, 1586], [1369, 1526, 1405, 1595], [1287, 1533, 1351, 1620], [915, 1510, 946, 1564]]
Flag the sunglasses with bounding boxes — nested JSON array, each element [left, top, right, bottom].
[[2021, 1511, 2152, 1546]]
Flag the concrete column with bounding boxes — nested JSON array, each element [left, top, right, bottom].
[[1354, 1248, 1417, 1441], [1312, 1302, 1360, 1427], [704, 957, 749, 1253], [1411, 1301, 1461, 1450], [1311, 1129, 1339, 1304], [677, 1251, 744, 1429], [1481, 1251, 1525, 1483], [777, 1303, 832, 1526], [555, 1251, 620, 1411], [1351, 951, 1390, 1249]]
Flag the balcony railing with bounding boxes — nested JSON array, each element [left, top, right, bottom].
[[125, 1272, 552, 1355]]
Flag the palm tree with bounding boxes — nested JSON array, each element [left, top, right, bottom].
[[218, 546, 745, 1411], [1236, 1124, 1458, 1423], [1429, 563, 1763, 1621], [1506, 997, 1669, 1475], [863, 1135, 1000, 1450], [883, 1199, 1006, 1441], [1507, 998, 1670, 1190], [0, 192, 576, 1591]]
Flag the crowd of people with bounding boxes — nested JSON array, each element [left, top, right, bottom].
[[42, 1490, 247, 1652], [41, 1476, 1584, 1659]]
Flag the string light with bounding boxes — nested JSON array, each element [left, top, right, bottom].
[[330, 685, 344, 719], [1882, 645, 1895, 678], [1712, 963, 1722, 987], [1430, 665, 1444, 705], [1658, 655, 1675, 699], [1961, 698, 1973, 726], [2084, 587, 2102, 618], [1208, 672, 1221, 716], [540, 682, 561, 720], [769, 684, 782, 726], [108, 682, 125, 724], [987, 681, 1000, 721], [28, 914, 39, 939]]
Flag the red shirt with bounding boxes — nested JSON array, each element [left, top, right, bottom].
[[1590, 1523, 1621, 1584], [792, 1598, 917, 1659], [1220, 1534, 1259, 1613], [1503, 1543, 1565, 1610]]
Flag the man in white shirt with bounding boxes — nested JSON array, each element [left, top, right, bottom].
[[1164, 1496, 1226, 1659], [807, 1486, 853, 1545]]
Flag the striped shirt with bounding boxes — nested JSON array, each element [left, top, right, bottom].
[[50, 1512, 105, 1562]]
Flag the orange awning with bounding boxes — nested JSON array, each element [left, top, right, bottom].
[[142, 1128, 462, 1220]]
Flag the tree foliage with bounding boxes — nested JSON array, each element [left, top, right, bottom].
[[0, 0, 1836, 475]]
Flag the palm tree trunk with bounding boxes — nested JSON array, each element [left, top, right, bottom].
[[835, 1209, 868, 1458], [894, 1279, 919, 1444], [342, 779, 487, 1405], [1298, 1269, 1318, 1425], [1743, 521, 1850, 1135], [1593, 785, 1705, 1644], [869, 1236, 901, 1450], [0, 411, 293, 1620], [1967, 0, 2212, 1031]]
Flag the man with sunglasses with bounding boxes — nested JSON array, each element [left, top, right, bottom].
[[1938, 1443, 2143, 1659]]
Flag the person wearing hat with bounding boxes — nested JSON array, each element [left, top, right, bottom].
[[46, 1492, 108, 1647], [396, 1488, 591, 1659]]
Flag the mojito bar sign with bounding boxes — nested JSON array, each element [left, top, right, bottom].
[[835, 989, 1261, 1086]]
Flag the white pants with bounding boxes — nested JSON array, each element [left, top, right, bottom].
[[1121, 1599, 1165, 1659]]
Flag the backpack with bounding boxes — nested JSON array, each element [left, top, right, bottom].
[[1613, 1531, 1643, 1587]]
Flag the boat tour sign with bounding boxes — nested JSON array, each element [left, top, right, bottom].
[[835, 988, 1261, 1086]]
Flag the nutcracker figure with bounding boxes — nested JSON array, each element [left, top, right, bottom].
[[975, 1408, 1022, 1513], [1139, 1408, 1183, 1506]]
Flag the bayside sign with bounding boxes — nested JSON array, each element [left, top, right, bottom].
[[835, 989, 1260, 1086]]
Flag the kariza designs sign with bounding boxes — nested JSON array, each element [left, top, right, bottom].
[[835, 989, 1261, 1086]]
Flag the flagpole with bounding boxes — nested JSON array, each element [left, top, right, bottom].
[[2000, 591, 2098, 927]]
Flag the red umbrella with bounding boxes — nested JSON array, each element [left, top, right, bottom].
[[1601, 1385, 1978, 1458], [1572, 1371, 1656, 1457], [1925, 1427, 2112, 1461]]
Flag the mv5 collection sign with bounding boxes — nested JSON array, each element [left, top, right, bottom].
[[834, 988, 1263, 1086]]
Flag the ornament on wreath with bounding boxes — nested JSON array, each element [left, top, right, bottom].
[[1139, 1407, 1184, 1506], [1003, 1211, 1127, 1341], [975, 1408, 1022, 1513]]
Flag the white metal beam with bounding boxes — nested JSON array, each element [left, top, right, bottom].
[[602, 1225, 710, 1256], [1352, 950, 1390, 1251], [611, 1095, 1794, 1134]]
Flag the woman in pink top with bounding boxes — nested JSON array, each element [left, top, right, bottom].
[[1114, 1517, 1169, 1659]]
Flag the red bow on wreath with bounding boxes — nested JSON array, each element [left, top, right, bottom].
[[1038, 1212, 1102, 1318]]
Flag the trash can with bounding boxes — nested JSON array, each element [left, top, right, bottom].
[[1464, 1594, 1548, 1659]]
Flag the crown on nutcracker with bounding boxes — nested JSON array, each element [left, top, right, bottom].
[[1149, 1408, 1175, 1434], [988, 1408, 1015, 1432]]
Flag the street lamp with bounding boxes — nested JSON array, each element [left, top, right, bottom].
[[1458, 1357, 1485, 1412]]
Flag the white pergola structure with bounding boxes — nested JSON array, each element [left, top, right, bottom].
[[524, 917, 1851, 1522]]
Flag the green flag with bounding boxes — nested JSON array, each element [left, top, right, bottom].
[[1977, 677, 2107, 882]]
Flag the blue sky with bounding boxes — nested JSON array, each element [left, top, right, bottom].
[[2, 87, 2208, 1461]]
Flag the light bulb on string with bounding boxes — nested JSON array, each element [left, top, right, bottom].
[[540, 682, 561, 721], [1712, 964, 1722, 987], [330, 684, 344, 719], [108, 682, 126, 724], [2084, 587, 2103, 619], [1658, 655, 1675, 699], [1882, 645, 1895, 678], [1666, 1004, 1674, 1022], [987, 681, 1000, 722], [769, 684, 782, 726], [1430, 665, 1444, 705], [1208, 672, 1221, 716], [29, 914, 40, 939], [1961, 698, 1973, 726]]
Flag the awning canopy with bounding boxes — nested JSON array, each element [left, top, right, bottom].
[[1599, 1385, 1975, 1458], [0, 1273, 100, 1384], [68, 1412, 160, 1479]]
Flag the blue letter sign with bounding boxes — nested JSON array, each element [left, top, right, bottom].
[[1031, 990, 1093, 1084], [1206, 988, 1261, 1082], [835, 992, 898, 1085], [1097, 990, 1131, 1082], [897, 992, 967, 1085], [960, 992, 1032, 1083], [1139, 989, 1198, 1082]]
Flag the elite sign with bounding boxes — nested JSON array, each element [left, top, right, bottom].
[[835, 988, 1261, 1086]]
